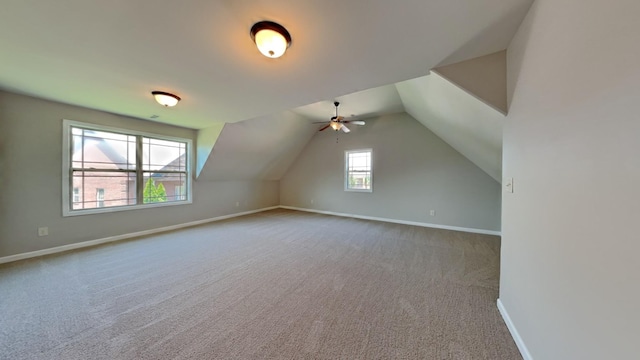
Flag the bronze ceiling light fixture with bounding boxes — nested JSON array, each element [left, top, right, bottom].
[[250, 21, 292, 58], [151, 91, 181, 107]]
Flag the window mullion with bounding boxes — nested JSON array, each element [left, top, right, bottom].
[[136, 135, 143, 205], [81, 130, 85, 209], [70, 127, 77, 208]]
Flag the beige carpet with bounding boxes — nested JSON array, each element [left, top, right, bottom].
[[0, 209, 521, 359]]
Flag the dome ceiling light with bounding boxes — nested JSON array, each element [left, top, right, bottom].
[[250, 21, 291, 58], [151, 91, 181, 107]]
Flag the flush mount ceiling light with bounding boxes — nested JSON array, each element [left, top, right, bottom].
[[250, 21, 291, 58], [151, 91, 181, 107]]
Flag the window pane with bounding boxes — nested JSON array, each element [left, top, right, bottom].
[[143, 137, 186, 172], [72, 171, 136, 209], [348, 171, 371, 190], [347, 152, 371, 171], [143, 172, 186, 203], [72, 128, 136, 170]]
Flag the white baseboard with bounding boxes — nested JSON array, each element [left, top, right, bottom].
[[0, 206, 279, 265], [497, 298, 533, 360], [1, 205, 498, 265], [279, 206, 501, 236]]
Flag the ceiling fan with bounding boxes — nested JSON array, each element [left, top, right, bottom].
[[315, 101, 365, 133]]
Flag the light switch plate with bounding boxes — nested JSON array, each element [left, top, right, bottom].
[[505, 177, 514, 193]]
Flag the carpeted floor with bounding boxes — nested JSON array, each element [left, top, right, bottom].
[[0, 209, 521, 359]]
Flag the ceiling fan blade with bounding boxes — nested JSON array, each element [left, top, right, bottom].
[[341, 124, 351, 133], [344, 120, 365, 125], [319, 124, 331, 132], [335, 115, 344, 121], [312, 121, 330, 124]]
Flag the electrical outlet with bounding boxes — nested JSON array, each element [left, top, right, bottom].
[[38, 227, 49, 237], [235, 201, 240, 207], [310, 199, 314, 204], [429, 210, 436, 216]]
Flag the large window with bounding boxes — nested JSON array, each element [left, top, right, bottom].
[[345, 149, 372, 192], [62, 120, 192, 216]]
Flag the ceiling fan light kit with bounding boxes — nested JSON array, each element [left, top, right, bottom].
[[151, 91, 181, 107], [316, 101, 365, 133], [330, 121, 343, 131], [250, 21, 291, 58]]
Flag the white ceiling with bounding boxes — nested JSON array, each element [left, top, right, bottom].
[[291, 84, 404, 122], [0, 0, 533, 129]]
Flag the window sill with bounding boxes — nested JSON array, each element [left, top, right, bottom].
[[62, 199, 192, 217], [344, 188, 373, 193]]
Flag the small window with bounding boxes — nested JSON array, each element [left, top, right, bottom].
[[96, 188, 105, 208], [62, 120, 192, 216], [345, 149, 372, 192]]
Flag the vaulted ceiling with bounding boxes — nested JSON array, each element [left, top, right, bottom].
[[0, 0, 533, 183]]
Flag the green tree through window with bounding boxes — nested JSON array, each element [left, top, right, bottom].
[[143, 178, 167, 203]]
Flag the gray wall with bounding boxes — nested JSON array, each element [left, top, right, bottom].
[[280, 112, 501, 232], [0, 91, 279, 257], [500, 0, 640, 358]]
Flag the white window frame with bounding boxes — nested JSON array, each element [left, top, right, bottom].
[[62, 119, 193, 216], [345, 149, 373, 193]]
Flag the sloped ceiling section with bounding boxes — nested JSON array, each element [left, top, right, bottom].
[[433, 50, 507, 114], [197, 111, 317, 181], [196, 124, 225, 177], [396, 72, 505, 183]]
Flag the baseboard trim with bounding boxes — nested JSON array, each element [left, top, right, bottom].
[[0, 206, 279, 265], [279, 206, 501, 236], [1, 205, 498, 265], [497, 298, 533, 360]]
